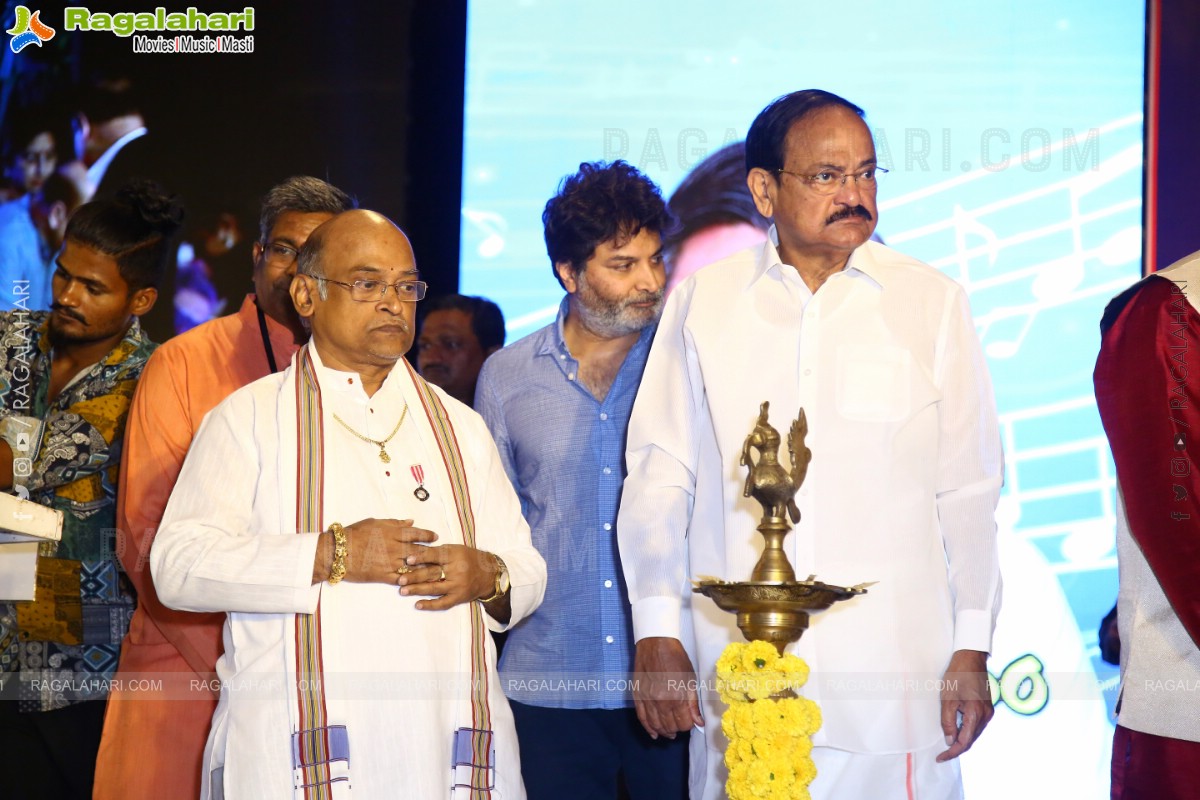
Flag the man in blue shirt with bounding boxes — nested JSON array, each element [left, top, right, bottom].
[[476, 161, 685, 799], [0, 173, 84, 311]]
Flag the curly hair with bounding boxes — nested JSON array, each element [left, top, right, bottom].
[[542, 160, 674, 289], [64, 178, 184, 292]]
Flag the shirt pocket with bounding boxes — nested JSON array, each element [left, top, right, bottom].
[[834, 344, 912, 422]]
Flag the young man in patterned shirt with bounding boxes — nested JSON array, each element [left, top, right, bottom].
[[0, 180, 181, 800]]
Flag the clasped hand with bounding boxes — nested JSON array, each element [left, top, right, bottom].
[[320, 517, 496, 610]]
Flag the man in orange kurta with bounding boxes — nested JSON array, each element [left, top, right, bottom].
[[93, 177, 353, 799]]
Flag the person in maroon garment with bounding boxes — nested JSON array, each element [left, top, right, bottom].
[[1095, 248, 1200, 800]]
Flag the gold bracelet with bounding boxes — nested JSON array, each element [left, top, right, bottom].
[[328, 522, 348, 584], [479, 553, 509, 603]]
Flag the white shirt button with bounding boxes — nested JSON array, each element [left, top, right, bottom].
[[568, 373, 576, 381], [603, 467, 612, 475], [605, 635, 614, 644], [560, 354, 566, 359], [803, 369, 812, 376], [600, 412, 608, 421], [604, 580, 613, 588], [603, 523, 612, 531]]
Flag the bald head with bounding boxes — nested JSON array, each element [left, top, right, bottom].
[[290, 209, 422, 381], [296, 209, 414, 282]]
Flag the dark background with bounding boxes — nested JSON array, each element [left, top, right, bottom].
[[2, 0, 467, 306], [1153, 0, 1200, 270]]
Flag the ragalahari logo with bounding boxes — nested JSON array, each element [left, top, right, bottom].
[[7, 5, 55, 54]]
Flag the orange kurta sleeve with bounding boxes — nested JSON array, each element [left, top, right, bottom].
[[96, 296, 298, 800], [116, 343, 226, 677]]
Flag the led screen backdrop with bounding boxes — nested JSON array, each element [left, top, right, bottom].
[[460, 2, 1146, 794]]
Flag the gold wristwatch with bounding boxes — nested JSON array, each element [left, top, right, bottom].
[[479, 553, 510, 603]]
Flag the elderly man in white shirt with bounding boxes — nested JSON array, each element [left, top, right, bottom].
[[617, 89, 1003, 800], [151, 209, 547, 799]]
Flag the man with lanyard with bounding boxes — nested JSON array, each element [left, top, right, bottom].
[[475, 160, 687, 798], [0, 180, 178, 800], [618, 90, 1002, 799], [151, 209, 546, 798], [94, 176, 354, 800]]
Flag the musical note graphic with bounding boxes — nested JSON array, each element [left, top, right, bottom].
[[880, 114, 1141, 597], [950, 204, 1000, 289], [885, 117, 1141, 369], [462, 208, 508, 259]]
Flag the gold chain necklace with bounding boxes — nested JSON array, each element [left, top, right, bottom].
[[331, 404, 409, 463]]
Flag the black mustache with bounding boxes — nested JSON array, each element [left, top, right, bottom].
[[51, 304, 85, 324], [826, 206, 874, 224]]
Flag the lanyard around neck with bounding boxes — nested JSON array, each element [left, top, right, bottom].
[[255, 300, 280, 374]]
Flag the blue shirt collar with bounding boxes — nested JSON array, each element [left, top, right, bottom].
[[535, 295, 658, 361]]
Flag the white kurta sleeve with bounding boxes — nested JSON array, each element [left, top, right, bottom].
[[618, 282, 705, 643], [935, 286, 1004, 653], [464, 410, 546, 631], [151, 393, 322, 614]]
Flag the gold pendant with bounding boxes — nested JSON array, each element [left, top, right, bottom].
[[380, 447, 391, 464]]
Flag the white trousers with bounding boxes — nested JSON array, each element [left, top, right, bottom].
[[699, 741, 963, 800]]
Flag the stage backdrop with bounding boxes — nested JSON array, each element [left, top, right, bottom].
[[459, 1, 1145, 795]]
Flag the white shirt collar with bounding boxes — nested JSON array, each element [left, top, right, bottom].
[[86, 126, 148, 186], [307, 341, 404, 401], [753, 223, 885, 291]]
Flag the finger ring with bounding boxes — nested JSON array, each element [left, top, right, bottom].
[[437, 566, 447, 582], [397, 564, 410, 576]]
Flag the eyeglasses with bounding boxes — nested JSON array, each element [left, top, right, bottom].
[[317, 277, 428, 303], [261, 241, 299, 264], [776, 166, 887, 195]]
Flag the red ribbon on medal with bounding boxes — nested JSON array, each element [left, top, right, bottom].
[[411, 464, 429, 501]]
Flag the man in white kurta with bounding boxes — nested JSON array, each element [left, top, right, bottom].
[[617, 90, 1002, 799], [152, 210, 547, 799]]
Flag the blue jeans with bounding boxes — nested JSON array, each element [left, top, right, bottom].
[[509, 700, 688, 800]]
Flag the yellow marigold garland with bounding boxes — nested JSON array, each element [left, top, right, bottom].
[[716, 641, 821, 799]]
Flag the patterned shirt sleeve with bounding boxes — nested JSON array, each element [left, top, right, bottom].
[[12, 322, 156, 499], [22, 369, 141, 494]]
